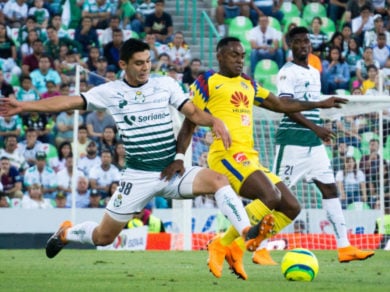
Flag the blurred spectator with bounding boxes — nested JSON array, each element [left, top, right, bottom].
[[250, 0, 284, 24], [144, 32, 167, 70], [0, 192, 10, 208], [100, 125, 117, 156], [0, 135, 28, 173], [87, 188, 105, 208], [215, 0, 255, 36], [22, 39, 46, 76], [116, 0, 136, 30], [373, 32, 390, 68], [323, 31, 344, 59], [332, 141, 349, 174], [144, 0, 174, 44], [17, 15, 45, 46], [3, 0, 28, 28], [55, 110, 84, 147], [335, 115, 361, 149], [84, 46, 101, 72], [343, 37, 363, 77], [28, 0, 50, 29], [22, 112, 53, 144], [23, 151, 58, 199], [103, 28, 124, 72], [88, 56, 109, 86], [71, 125, 91, 159], [356, 47, 380, 84], [41, 80, 60, 99], [54, 191, 67, 208], [85, 109, 115, 142], [132, 208, 166, 233], [340, 23, 353, 54], [0, 23, 22, 78], [154, 52, 172, 75], [0, 156, 23, 199], [130, 0, 156, 34], [166, 66, 187, 92], [359, 138, 387, 208], [82, 0, 112, 29], [0, 115, 22, 148], [282, 22, 297, 62], [75, 16, 99, 58], [21, 183, 53, 209], [0, 69, 15, 98], [182, 58, 202, 90], [17, 128, 45, 167], [101, 15, 121, 46], [56, 141, 73, 172], [192, 130, 213, 166], [105, 180, 119, 204], [328, 0, 348, 25], [309, 16, 328, 58], [65, 176, 91, 208], [336, 156, 367, 209], [351, 4, 374, 46], [57, 155, 84, 196], [44, 26, 82, 61], [248, 14, 283, 77], [89, 150, 121, 198], [293, 219, 306, 234], [16, 75, 40, 102], [364, 14, 390, 48], [30, 54, 61, 95], [20, 29, 39, 59], [167, 31, 191, 73], [321, 47, 350, 94], [344, 0, 373, 24], [77, 140, 101, 177], [361, 64, 379, 94], [50, 14, 70, 39], [113, 141, 126, 171]]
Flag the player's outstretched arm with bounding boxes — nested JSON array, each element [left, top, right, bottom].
[[0, 95, 85, 117], [261, 93, 348, 113], [180, 101, 231, 150]]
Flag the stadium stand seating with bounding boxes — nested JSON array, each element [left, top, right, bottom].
[[279, 2, 300, 25], [302, 3, 327, 25]]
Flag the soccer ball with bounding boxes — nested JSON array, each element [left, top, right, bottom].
[[281, 248, 319, 282], [127, 218, 144, 229]]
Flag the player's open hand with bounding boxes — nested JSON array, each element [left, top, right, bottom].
[[160, 160, 185, 181], [212, 118, 232, 150], [320, 96, 348, 109], [0, 98, 22, 117], [314, 125, 336, 142]]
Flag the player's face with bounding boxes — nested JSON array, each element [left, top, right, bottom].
[[290, 33, 311, 62], [218, 41, 245, 77], [120, 50, 151, 86]]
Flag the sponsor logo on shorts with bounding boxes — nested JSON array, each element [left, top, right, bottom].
[[233, 152, 248, 163]]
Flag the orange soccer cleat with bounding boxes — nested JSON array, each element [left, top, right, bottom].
[[45, 220, 73, 259], [207, 236, 227, 278], [338, 245, 375, 263], [245, 214, 275, 252], [252, 248, 278, 266], [225, 241, 248, 280]]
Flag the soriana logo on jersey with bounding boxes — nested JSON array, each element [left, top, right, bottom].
[[233, 152, 248, 163]]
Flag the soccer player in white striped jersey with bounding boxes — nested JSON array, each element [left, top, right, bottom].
[[0, 38, 272, 265], [270, 26, 374, 263]]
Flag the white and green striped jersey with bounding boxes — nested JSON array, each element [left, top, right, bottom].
[[82, 77, 188, 171], [275, 62, 322, 147]]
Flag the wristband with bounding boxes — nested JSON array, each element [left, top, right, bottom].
[[174, 153, 185, 161]]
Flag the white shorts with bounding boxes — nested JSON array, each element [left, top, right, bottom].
[[106, 166, 202, 222], [272, 144, 335, 187]]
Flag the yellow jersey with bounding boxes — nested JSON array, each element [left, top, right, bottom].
[[190, 70, 270, 156]]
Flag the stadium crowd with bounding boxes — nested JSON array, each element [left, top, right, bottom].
[[0, 0, 390, 210]]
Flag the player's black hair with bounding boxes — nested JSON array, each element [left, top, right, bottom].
[[216, 36, 241, 52], [120, 38, 150, 63], [287, 26, 310, 44]]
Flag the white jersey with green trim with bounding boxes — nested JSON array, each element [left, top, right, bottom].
[[82, 77, 188, 171], [275, 62, 322, 147]]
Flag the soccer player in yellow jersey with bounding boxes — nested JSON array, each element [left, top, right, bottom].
[[166, 36, 348, 280]]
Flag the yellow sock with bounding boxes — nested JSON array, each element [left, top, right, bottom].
[[220, 199, 271, 246], [272, 210, 292, 233]]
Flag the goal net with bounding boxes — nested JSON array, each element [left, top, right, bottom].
[[251, 94, 390, 250]]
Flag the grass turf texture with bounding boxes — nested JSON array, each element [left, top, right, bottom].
[[1, 250, 389, 291]]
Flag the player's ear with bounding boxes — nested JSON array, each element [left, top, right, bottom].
[[118, 60, 126, 71]]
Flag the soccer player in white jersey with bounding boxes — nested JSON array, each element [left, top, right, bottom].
[[0, 38, 270, 262], [269, 26, 374, 263]]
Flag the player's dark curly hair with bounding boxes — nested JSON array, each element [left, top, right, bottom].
[[216, 36, 241, 52], [120, 38, 150, 62], [287, 26, 310, 44]]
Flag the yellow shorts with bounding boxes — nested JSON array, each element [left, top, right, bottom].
[[208, 149, 281, 194]]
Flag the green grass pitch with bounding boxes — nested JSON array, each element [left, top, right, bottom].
[[1, 250, 389, 291]]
